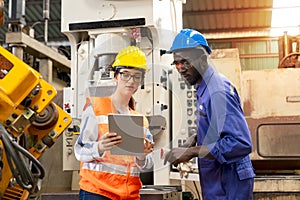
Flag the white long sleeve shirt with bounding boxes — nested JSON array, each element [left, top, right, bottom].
[[74, 103, 154, 170]]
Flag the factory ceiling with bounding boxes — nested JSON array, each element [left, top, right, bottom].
[[0, 0, 295, 47], [0, 0, 65, 45], [183, 0, 274, 39]]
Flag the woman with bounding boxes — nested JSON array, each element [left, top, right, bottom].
[[75, 46, 154, 200]]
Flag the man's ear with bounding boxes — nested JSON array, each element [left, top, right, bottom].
[[197, 54, 208, 75], [200, 54, 208, 65]]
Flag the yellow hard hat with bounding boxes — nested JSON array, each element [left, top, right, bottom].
[[112, 46, 148, 71]]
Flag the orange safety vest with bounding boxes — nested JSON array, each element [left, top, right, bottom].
[[79, 97, 148, 200]]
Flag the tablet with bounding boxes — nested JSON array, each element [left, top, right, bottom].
[[108, 114, 144, 156]]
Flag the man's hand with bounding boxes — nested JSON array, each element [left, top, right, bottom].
[[182, 133, 197, 147], [163, 147, 194, 166], [98, 132, 122, 154]]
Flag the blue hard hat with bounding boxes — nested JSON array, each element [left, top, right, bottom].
[[168, 29, 212, 54]]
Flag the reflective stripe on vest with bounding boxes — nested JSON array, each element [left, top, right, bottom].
[[82, 162, 140, 177], [96, 115, 108, 124]]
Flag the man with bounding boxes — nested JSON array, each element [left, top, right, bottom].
[[164, 29, 255, 200]]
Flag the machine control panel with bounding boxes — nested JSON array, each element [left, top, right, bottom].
[[171, 72, 198, 170]]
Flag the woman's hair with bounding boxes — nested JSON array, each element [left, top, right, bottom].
[[128, 96, 136, 110]]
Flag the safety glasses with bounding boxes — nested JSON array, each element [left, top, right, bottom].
[[119, 71, 143, 83], [171, 59, 193, 71]]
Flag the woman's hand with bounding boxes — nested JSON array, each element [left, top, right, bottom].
[[144, 138, 154, 154], [136, 138, 154, 161], [98, 132, 122, 154]]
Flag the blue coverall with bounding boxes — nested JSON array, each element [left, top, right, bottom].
[[196, 66, 255, 200]]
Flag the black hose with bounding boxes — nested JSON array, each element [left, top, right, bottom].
[[0, 124, 33, 190], [0, 124, 45, 192], [11, 139, 45, 179]]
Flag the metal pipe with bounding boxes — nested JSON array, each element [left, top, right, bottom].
[[43, 0, 50, 44], [283, 31, 289, 57]]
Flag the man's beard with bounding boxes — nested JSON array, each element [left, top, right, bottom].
[[184, 78, 197, 86]]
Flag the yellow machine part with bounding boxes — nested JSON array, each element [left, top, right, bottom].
[[0, 46, 57, 128], [0, 140, 29, 200], [0, 46, 72, 198], [0, 105, 72, 199], [28, 103, 72, 159]]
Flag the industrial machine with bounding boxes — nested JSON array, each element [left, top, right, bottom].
[[0, 45, 72, 199], [61, 0, 183, 188], [278, 31, 300, 68], [242, 33, 300, 198], [0, 0, 72, 199], [60, 0, 300, 199], [0, 0, 297, 199]]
